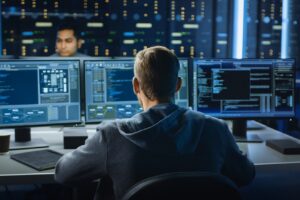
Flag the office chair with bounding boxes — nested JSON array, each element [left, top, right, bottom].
[[121, 171, 242, 200]]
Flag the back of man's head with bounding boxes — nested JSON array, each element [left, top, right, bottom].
[[134, 46, 180, 101]]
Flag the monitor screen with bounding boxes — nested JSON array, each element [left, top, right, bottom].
[[0, 60, 81, 127], [177, 59, 189, 108], [18, 56, 113, 115], [193, 59, 295, 118], [84, 58, 189, 122]]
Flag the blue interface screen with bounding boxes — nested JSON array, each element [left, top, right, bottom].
[[84, 58, 189, 122], [0, 60, 81, 127], [193, 59, 295, 118]]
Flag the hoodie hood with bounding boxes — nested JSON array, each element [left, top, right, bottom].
[[116, 103, 206, 155]]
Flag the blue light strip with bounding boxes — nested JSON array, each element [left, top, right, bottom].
[[232, 0, 245, 59], [0, 2, 2, 56], [281, 0, 289, 58]]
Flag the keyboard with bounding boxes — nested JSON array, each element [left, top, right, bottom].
[[10, 149, 63, 171]]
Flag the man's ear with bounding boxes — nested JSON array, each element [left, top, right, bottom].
[[132, 77, 140, 95], [77, 39, 83, 49], [176, 77, 182, 92]]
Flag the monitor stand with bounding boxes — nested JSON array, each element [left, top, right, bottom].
[[9, 127, 49, 150], [232, 120, 263, 143]]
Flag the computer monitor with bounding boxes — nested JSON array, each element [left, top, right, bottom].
[[177, 58, 190, 108], [84, 58, 189, 123], [193, 58, 295, 140], [0, 60, 81, 149], [18, 56, 112, 116]]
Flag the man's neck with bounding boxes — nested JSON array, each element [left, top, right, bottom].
[[137, 90, 174, 111], [141, 99, 174, 111], [142, 100, 160, 111]]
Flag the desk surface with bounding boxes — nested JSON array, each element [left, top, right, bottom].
[[1, 121, 300, 184]]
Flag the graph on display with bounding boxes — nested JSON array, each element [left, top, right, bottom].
[[1, 0, 232, 57]]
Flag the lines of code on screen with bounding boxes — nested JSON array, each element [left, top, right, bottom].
[[106, 68, 136, 102], [193, 59, 295, 118], [0, 69, 38, 105]]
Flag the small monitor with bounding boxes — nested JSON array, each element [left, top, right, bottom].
[[84, 58, 189, 123], [0, 60, 81, 149], [177, 58, 189, 108], [193, 59, 295, 140]]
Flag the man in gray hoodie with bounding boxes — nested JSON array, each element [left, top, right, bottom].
[[55, 46, 255, 200]]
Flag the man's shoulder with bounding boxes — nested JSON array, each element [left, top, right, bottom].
[[96, 119, 117, 129], [95, 120, 121, 137]]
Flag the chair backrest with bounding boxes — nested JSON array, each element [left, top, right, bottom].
[[121, 171, 242, 200]]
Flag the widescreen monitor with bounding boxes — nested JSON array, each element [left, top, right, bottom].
[[193, 58, 295, 139], [18, 56, 112, 115], [84, 58, 189, 123], [0, 60, 81, 149]]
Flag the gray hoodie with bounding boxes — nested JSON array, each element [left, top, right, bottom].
[[55, 103, 255, 199]]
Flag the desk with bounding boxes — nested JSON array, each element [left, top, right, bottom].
[[0, 126, 96, 184], [236, 122, 300, 164], [1, 121, 300, 199]]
